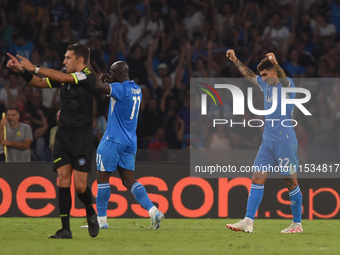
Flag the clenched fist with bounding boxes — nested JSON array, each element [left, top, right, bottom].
[[265, 52, 278, 65], [226, 49, 237, 62]]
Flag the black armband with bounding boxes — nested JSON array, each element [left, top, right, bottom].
[[20, 69, 34, 83]]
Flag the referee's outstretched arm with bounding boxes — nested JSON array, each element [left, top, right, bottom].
[[6, 53, 77, 88]]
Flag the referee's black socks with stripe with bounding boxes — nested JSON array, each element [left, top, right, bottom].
[[58, 187, 71, 231], [77, 186, 96, 217]]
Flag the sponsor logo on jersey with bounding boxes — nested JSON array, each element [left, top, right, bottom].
[[16, 131, 21, 137]]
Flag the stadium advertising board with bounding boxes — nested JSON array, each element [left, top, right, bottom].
[[0, 162, 339, 219]]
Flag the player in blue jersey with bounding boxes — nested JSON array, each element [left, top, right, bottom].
[[82, 61, 164, 229], [225, 50, 303, 233]]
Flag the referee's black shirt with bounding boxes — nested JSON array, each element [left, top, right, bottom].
[[46, 67, 95, 128]]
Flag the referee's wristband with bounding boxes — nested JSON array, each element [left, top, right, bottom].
[[20, 69, 34, 83], [35, 66, 40, 74]]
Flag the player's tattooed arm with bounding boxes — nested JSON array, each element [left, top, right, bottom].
[[266, 53, 289, 87], [226, 49, 257, 85], [273, 63, 289, 87], [233, 59, 258, 85]]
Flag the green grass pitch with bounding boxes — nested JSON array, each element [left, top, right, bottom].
[[0, 218, 340, 255]]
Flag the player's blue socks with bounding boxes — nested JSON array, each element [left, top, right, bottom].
[[245, 184, 264, 220], [131, 182, 154, 211], [96, 183, 111, 217], [289, 185, 302, 223]]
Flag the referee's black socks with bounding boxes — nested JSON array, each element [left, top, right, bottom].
[[77, 186, 96, 217], [58, 187, 71, 231]]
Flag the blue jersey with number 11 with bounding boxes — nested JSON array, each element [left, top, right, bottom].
[[104, 80, 142, 146]]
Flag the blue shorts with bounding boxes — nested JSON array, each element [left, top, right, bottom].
[[96, 139, 136, 172], [253, 138, 299, 175]]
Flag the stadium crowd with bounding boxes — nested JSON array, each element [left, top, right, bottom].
[[0, 0, 340, 162]]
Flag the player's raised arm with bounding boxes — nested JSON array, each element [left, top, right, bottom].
[[86, 48, 111, 95], [95, 73, 111, 95], [265, 52, 289, 87], [226, 49, 258, 85]]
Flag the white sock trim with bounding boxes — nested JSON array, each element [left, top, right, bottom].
[[148, 206, 157, 217]]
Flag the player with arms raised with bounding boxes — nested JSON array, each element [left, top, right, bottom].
[[84, 61, 164, 229], [225, 50, 302, 233]]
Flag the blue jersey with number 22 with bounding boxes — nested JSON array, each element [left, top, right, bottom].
[[103, 80, 142, 146]]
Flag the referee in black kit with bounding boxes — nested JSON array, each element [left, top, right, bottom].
[[7, 44, 99, 239]]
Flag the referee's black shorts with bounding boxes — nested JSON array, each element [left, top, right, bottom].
[[53, 126, 94, 172]]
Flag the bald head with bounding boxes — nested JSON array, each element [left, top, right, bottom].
[[110, 61, 130, 82]]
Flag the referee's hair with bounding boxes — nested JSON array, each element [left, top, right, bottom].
[[67, 43, 89, 64], [257, 58, 274, 73]]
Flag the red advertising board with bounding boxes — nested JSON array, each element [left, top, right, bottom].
[[0, 162, 339, 219]]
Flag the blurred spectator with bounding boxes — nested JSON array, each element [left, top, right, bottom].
[[313, 14, 336, 42], [145, 42, 177, 89], [231, 113, 261, 150], [26, 90, 49, 161], [119, 7, 146, 47], [139, 98, 163, 148], [126, 44, 148, 85], [0, 71, 25, 110], [0, 106, 33, 162], [148, 127, 168, 150], [8, 33, 34, 60], [330, 0, 340, 36], [140, 2, 164, 49], [49, 109, 60, 154], [262, 12, 290, 48], [295, 122, 309, 162], [282, 48, 306, 78], [207, 125, 232, 149], [183, 2, 203, 42]]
